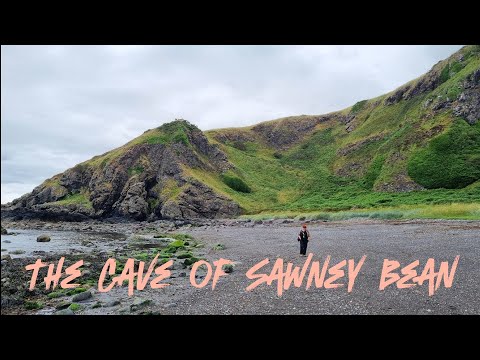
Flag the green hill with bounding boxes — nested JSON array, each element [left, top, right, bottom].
[[3, 45, 479, 221]]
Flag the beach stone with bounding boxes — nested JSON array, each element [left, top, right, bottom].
[[130, 298, 151, 312], [72, 291, 92, 302], [56, 301, 72, 310], [105, 300, 121, 307], [36, 235, 51, 242], [55, 308, 74, 315]]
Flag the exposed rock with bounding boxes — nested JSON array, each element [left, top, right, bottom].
[[9, 250, 25, 255], [337, 133, 387, 156], [2, 120, 241, 222], [105, 300, 121, 307], [385, 85, 411, 105], [114, 181, 149, 220], [72, 290, 92, 302], [452, 69, 480, 124], [130, 298, 152, 312], [36, 234, 51, 242], [432, 99, 450, 111], [375, 175, 424, 192], [55, 308, 75, 315], [251, 115, 328, 150], [374, 152, 424, 192], [341, 110, 363, 132], [55, 301, 72, 310], [172, 259, 186, 270], [335, 163, 363, 177], [1, 227, 7, 235], [160, 180, 240, 220]]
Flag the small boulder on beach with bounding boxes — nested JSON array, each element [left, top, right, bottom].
[[72, 291, 92, 302], [36, 235, 51, 242]]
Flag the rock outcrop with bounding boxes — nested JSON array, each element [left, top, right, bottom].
[[453, 69, 480, 124], [2, 120, 241, 222]]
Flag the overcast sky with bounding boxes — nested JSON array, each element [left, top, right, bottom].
[[1, 45, 462, 203]]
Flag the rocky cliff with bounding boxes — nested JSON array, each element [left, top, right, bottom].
[[3, 121, 241, 221], [2, 45, 479, 221]]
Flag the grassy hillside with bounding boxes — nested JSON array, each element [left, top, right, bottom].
[[189, 45, 480, 218], [19, 45, 479, 221]]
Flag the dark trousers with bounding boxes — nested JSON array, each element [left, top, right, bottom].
[[299, 239, 308, 255]]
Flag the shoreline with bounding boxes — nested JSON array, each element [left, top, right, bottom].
[[2, 219, 479, 315], [2, 217, 480, 234]]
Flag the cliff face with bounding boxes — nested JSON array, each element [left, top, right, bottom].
[[2, 46, 479, 221], [3, 121, 241, 221]]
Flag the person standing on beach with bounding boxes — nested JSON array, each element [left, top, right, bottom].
[[297, 223, 311, 256]]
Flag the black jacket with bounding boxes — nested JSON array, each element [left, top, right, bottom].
[[298, 229, 310, 241]]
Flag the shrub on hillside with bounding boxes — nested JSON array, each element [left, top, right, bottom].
[[232, 141, 247, 151], [221, 175, 251, 193], [408, 120, 480, 189]]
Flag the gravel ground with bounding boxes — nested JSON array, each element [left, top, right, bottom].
[[162, 220, 480, 314], [2, 219, 478, 315]]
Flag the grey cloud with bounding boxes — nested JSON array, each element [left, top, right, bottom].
[[1, 45, 463, 203]]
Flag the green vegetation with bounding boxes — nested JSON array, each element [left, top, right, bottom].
[[439, 64, 451, 84], [363, 154, 386, 189], [128, 165, 144, 176], [221, 174, 252, 193], [33, 46, 480, 221], [195, 47, 480, 219], [83, 120, 196, 168], [47, 291, 64, 299], [24, 301, 44, 310], [143, 121, 192, 146], [351, 100, 368, 114], [66, 287, 87, 296], [232, 141, 247, 151], [222, 264, 234, 273], [9, 250, 26, 255], [213, 243, 226, 250], [169, 240, 185, 248], [69, 303, 82, 312], [53, 191, 93, 209], [134, 252, 150, 261], [115, 259, 125, 274], [159, 179, 182, 201], [242, 202, 480, 221], [408, 120, 480, 189], [184, 257, 200, 266]]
